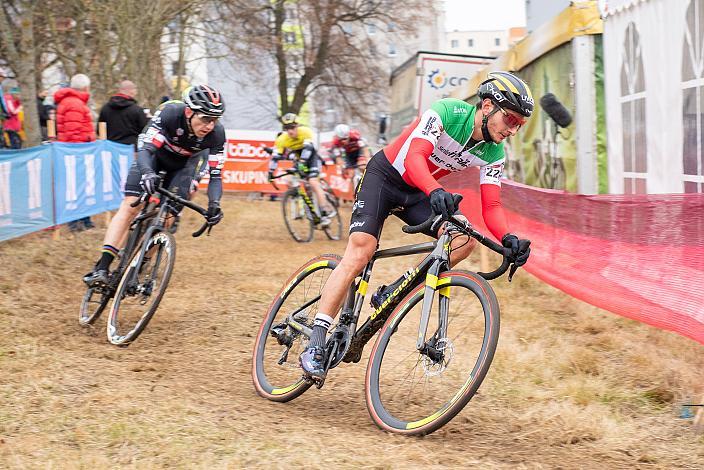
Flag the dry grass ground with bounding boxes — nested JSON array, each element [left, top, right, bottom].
[[0, 194, 702, 469]]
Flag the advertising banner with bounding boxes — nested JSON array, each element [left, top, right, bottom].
[[216, 130, 355, 199], [0, 147, 54, 242], [52, 141, 132, 225]]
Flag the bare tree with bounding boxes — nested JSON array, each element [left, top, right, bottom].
[[0, 1, 42, 146], [218, 0, 437, 124]]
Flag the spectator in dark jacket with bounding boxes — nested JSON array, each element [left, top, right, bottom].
[[55, 73, 96, 231], [97, 80, 148, 149], [37, 89, 50, 140]]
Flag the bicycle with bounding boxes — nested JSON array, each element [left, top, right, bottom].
[[78, 173, 213, 346], [269, 167, 342, 243], [252, 201, 523, 435]]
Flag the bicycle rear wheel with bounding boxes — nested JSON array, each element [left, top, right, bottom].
[[252, 254, 340, 402], [322, 192, 342, 240], [79, 286, 112, 326], [365, 270, 500, 435], [107, 230, 176, 346], [282, 188, 314, 243]]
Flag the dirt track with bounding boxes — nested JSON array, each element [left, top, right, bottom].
[[1, 195, 702, 468]]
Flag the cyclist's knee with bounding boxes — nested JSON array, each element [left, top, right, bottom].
[[341, 232, 376, 271], [451, 235, 477, 260], [119, 197, 142, 217]]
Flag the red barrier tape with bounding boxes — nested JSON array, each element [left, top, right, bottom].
[[443, 170, 704, 345]]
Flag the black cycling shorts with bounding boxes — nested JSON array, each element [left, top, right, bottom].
[[124, 150, 207, 214], [350, 150, 446, 239], [343, 149, 362, 169]]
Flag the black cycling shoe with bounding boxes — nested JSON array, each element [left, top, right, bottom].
[[299, 345, 327, 378], [83, 269, 109, 288]]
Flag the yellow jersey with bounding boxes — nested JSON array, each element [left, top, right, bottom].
[[274, 126, 314, 154]]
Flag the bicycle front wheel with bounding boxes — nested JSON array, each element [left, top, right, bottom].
[[322, 192, 342, 241], [79, 286, 112, 326], [252, 254, 340, 402], [107, 230, 176, 346], [365, 270, 500, 435], [282, 188, 314, 243]]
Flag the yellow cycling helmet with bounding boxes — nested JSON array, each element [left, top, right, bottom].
[[281, 113, 299, 129]]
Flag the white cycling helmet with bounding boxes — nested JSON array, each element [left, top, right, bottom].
[[334, 124, 350, 139]]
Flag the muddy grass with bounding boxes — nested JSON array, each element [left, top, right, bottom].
[[1, 194, 702, 468]]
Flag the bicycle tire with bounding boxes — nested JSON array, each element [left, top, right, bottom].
[[282, 188, 314, 243], [78, 286, 112, 326], [252, 254, 341, 402], [322, 192, 342, 241], [365, 270, 500, 435], [107, 229, 176, 346]]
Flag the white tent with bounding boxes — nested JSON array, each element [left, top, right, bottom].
[[603, 0, 703, 193]]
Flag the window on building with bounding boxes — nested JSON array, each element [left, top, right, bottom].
[[171, 61, 180, 76], [388, 42, 397, 57], [387, 22, 396, 32], [494, 37, 501, 46], [367, 23, 376, 35], [284, 31, 296, 44], [621, 22, 647, 194], [682, 0, 704, 193], [451, 39, 458, 48], [468, 38, 474, 47]]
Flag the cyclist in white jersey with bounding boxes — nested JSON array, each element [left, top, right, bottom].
[[299, 71, 535, 378]]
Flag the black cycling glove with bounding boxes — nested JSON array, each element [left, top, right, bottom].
[[429, 188, 457, 220], [139, 172, 161, 195], [502, 233, 531, 267], [206, 202, 224, 225]]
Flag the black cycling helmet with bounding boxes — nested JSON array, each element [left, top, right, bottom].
[[183, 84, 225, 117], [477, 71, 534, 117]]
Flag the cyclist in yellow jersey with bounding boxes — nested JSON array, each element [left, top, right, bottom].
[[268, 113, 336, 224]]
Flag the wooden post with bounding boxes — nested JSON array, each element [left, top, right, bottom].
[[47, 119, 56, 140], [480, 244, 490, 273], [694, 395, 704, 434], [98, 122, 107, 140]]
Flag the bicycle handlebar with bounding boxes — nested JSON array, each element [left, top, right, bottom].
[[130, 172, 212, 237], [402, 194, 515, 281]]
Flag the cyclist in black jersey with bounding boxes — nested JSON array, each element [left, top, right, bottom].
[[83, 85, 227, 287]]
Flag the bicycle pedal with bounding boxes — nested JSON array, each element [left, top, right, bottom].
[[302, 374, 326, 389]]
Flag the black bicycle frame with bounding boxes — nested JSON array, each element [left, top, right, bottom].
[[283, 229, 455, 367]]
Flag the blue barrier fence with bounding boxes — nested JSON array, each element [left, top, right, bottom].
[[0, 141, 133, 242]]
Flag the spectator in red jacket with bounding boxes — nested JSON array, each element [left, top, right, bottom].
[[54, 73, 96, 143], [2, 88, 23, 149], [55, 73, 96, 231]]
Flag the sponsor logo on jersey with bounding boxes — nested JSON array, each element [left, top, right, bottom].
[[350, 221, 365, 230], [453, 106, 468, 114], [422, 116, 437, 137]]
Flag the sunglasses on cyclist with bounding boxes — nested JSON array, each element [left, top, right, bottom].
[[496, 104, 526, 130], [283, 123, 298, 130], [196, 113, 220, 124]]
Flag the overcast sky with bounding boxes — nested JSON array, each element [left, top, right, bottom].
[[443, 0, 527, 31]]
